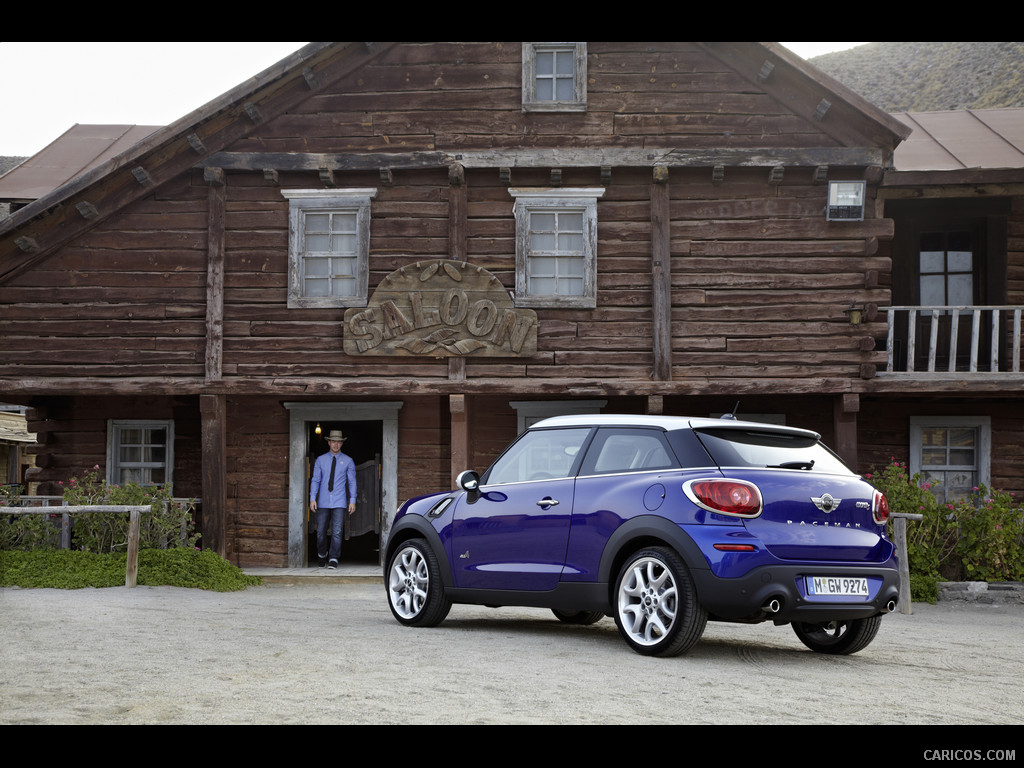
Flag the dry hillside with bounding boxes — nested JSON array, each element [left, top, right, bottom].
[[809, 41, 1024, 112]]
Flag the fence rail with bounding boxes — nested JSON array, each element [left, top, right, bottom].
[[881, 305, 1023, 375], [4, 505, 151, 587], [2, 496, 200, 587]]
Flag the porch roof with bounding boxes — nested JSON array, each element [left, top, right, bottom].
[[891, 108, 1024, 171]]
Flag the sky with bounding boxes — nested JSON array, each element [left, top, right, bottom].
[[0, 42, 868, 158]]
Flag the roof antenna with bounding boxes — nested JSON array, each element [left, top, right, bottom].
[[722, 402, 740, 420]]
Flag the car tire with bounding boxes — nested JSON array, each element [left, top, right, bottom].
[[613, 546, 707, 657], [791, 615, 882, 655], [386, 539, 452, 627], [551, 608, 605, 625]]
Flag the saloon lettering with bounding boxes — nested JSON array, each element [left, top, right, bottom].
[[344, 260, 538, 357]]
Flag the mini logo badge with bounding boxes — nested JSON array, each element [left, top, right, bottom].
[[810, 493, 840, 513]]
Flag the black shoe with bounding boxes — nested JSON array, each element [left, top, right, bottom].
[[328, 560, 338, 570], [318, 557, 328, 568]]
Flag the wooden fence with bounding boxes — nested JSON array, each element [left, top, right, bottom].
[[2, 496, 199, 588]]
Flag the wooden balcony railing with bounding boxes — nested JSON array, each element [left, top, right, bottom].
[[881, 306, 1023, 375]]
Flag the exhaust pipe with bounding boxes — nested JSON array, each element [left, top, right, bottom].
[[882, 599, 897, 613], [762, 598, 781, 614]]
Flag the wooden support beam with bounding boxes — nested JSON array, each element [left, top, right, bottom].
[[301, 66, 320, 89], [448, 357, 466, 382], [205, 179, 226, 382], [379, 167, 393, 186], [449, 163, 467, 261], [200, 394, 227, 559], [550, 168, 562, 186], [75, 201, 99, 220], [187, 133, 207, 154], [832, 393, 859, 471], [319, 168, 336, 187], [204, 167, 225, 187], [450, 394, 472, 488], [243, 102, 263, 123], [769, 165, 785, 184], [601, 166, 611, 185], [14, 237, 38, 252], [650, 167, 673, 382], [712, 165, 725, 183], [132, 167, 153, 187], [262, 169, 280, 184]]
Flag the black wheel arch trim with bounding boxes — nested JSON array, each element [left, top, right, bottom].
[[597, 514, 711, 585], [385, 514, 455, 589]]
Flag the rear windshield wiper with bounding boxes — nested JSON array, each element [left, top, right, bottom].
[[767, 460, 815, 470]]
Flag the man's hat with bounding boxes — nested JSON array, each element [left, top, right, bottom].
[[326, 430, 346, 442]]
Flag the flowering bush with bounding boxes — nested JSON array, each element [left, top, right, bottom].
[[59, 466, 200, 553], [867, 460, 1024, 596], [956, 485, 1024, 582]]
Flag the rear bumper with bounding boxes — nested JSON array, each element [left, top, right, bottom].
[[692, 563, 901, 624]]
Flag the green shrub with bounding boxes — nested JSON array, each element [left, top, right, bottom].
[[1, 466, 200, 554], [0, 548, 261, 591], [956, 485, 1024, 582], [867, 460, 1024, 599], [60, 466, 200, 553]]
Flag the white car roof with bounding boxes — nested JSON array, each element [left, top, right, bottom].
[[529, 413, 821, 440]]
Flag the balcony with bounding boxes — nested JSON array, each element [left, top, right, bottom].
[[880, 306, 1023, 376]]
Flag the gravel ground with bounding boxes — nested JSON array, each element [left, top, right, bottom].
[[2, 581, 1023, 729]]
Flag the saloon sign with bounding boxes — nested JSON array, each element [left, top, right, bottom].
[[344, 260, 537, 357]]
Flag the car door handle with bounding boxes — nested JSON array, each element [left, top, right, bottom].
[[536, 498, 560, 508]]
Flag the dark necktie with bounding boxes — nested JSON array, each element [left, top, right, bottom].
[[328, 456, 336, 492]]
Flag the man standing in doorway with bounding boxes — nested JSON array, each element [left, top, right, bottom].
[[309, 430, 357, 569]]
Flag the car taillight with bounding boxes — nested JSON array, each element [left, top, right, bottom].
[[873, 490, 890, 525], [684, 479, 762, 518]]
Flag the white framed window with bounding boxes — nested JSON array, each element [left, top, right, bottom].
[[510, 399, 607, 434], [909, 416, 991, 502], [510, 188, 603, 309], [522, 42, 587, 112], [282, 188, 377, 308], [107, 420, 174, 487]]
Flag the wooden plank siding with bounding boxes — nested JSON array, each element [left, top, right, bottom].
[[6, 42, 967, 566]]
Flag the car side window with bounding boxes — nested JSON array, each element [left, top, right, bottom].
[[580, 428, 678, 476], [485, 427, 592, 485]]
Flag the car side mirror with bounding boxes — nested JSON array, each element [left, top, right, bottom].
[[457, 470, 479, 492]]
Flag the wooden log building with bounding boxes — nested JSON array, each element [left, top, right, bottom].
[[1, 42, 1021, 567]]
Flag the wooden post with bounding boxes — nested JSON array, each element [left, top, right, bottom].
[[126, 508, 141, 587], [891, 512, 923, 615], [650, 166, 672, 381], [205, 170, 226, 382], [832, 393, 859, 471], [450, 394, 471, 489], [200, 394, 227, 558]]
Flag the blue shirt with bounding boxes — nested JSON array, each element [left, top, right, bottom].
[[310, 450, 357, 508]]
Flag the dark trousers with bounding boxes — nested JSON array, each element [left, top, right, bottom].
[[316, 507, 344, 561]]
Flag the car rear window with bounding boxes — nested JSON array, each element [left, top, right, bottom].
[[693, 428, 852, 474]]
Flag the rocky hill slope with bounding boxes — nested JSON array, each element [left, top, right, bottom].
[[809, 41, 1024, 112]]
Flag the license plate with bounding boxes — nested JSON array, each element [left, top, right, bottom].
[[806, 576, 869, 597]]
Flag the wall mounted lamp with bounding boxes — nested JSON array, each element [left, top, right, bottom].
[[826, 180, 866, 221], [315, 423, 322, 435], [843, 304, 865, 326]]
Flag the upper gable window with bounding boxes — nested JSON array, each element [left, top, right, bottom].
[[282, 188, 376, 308], [510, 188, 603, 309], [522, 42, 587, 112]]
